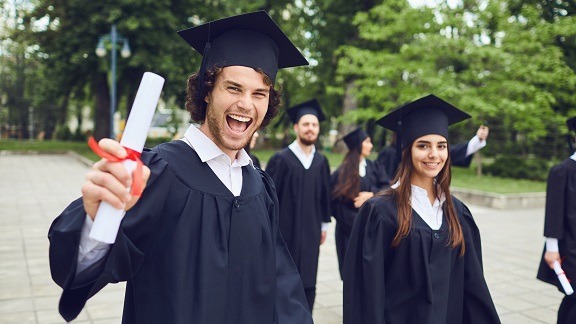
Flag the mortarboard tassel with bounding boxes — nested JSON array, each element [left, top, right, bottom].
[[395, 120, 402, 169], [197, 42, 211, 98], [197, 22, 212, 98]]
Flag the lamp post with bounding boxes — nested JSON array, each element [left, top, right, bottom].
[[96, 24, 131, 139]]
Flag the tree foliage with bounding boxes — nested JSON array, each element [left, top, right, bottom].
[[1, 0, 575, 162], [332, 0, 576, 159]]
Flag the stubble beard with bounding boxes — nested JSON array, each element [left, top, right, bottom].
[[206, 105, 252, 152], [299, 136, 317, 146]]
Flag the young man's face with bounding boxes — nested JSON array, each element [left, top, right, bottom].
[[294, 114, 320, 146], [202, 66, 270, 157]]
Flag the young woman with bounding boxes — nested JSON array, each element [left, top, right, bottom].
[[343, 94, 500, 324], [331, 128, 388, 278]]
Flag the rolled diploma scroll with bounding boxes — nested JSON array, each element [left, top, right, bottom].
[[89, 72, 165, 243], [553, 260, 574, 295]]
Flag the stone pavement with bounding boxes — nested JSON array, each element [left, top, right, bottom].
[[0, 153, 564, 323]]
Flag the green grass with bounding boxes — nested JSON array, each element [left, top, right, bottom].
[[254, 149, 546, 194], [451, 167, 546, 194], [0, 139, 99, 161], [1, 140, 547, 194]]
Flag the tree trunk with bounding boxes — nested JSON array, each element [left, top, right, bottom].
[[93, 73, 111, 140], [124, 69, 141, 119], [15, 52, 29, 139], [335, 80, 358, 153]]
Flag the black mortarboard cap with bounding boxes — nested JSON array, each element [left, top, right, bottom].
[[286, 99, 326, 124], [342, 127, 369, 150], [177, 11, 308, 85], [376, 94, 470, 149], [567, 116, 576, 132]]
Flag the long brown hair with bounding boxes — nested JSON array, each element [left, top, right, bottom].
[[383, 142, 465, 256], [332, 146, 362, 202]]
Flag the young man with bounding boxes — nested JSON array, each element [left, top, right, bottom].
[[265, 99, 331, 311], [48, 11, 313, 323], [377, 125, 489, 180], [537, 116, 576, 324]]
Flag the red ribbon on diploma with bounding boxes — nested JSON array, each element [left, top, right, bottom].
[[88, 137, 145, 196]]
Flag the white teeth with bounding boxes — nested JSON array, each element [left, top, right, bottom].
[[424, 162, 439, 166], [229, 114, 251, 123]]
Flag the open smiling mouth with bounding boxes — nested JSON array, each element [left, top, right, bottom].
[[227, 114, 253, 133]]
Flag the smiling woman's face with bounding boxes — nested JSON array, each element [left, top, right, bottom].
[[410, 134, 448, 186], [361, 137, 373, 158]]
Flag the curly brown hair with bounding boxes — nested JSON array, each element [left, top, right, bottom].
[[185, 67, 282, 127]]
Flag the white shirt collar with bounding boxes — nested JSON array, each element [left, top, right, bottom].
[[410, 184, 446, 206], [571, 151, 576, 161], [288, 140, 316, 169], [289, 140, 316, 156], [390, 181, 446, 207], [182, 124, 252, 167], [391, 181, 446, 230], [359, 158, 367, 177]]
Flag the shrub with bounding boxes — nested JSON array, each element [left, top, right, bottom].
[[55, 125, 73, 141], [483, 155, 550, 181]]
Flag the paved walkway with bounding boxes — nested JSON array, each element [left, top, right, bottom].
[[0, 153, 564, 323]]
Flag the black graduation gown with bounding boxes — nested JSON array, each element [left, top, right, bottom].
[[376, 142, 474, 181], [48, 140, 312, 324], [376, 145, 397, 182], [537, 158, 576, 293], [265, 147, 331, 288], [250, 153, 262, 169], [343, 195, 500, 324], [330, 159, 386, 278], [450, 142, 475, 167]]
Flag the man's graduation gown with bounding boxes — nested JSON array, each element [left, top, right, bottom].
[[265, 148, 331, 288], [537, 158, 576, 293], [343, 195, 500, 324], [330, 159, 386, 278], [48, 141, 312, 323]]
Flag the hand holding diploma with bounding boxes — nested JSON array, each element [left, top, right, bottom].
[[82, 139, 151, 219], [83, 72, 164, 243], [553, 260, 574, 295]]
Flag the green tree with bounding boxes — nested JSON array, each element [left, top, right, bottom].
[[332, 0, 576, 160], [19, 0, 319, 140]]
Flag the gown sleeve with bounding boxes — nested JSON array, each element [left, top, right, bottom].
[[543, 165, 567, 239], [367, 159, 389, 193], [450, 142, 474, 167], [321, 157, 332, 223], [537, 163, 568, 290], [48, 150, 169, 322], [330, 169, 339, 218], [265, 153, 285, 196], [259, 169, 313, 323], [459, 202, 501, 323], [343, 199, 393, 324]]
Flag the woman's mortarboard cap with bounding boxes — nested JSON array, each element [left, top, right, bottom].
[[375, 94, 471, 149], [177, 10, 308, 84], [342, 127, 369, 150], [286, 99, 326, 124]]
